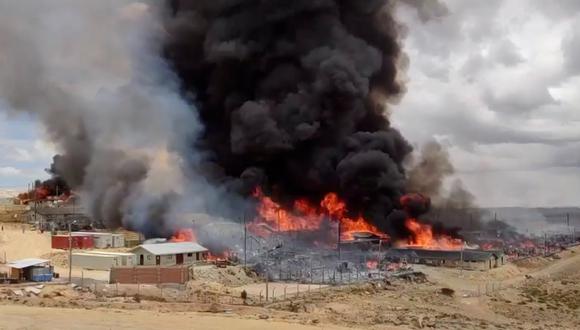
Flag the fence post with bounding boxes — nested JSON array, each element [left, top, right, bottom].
[[272, 288, 276, 301], [259, 290, 262, 303], [296, 283, 299, 297], [284, 286, 287, 300], [81, 271, 84, 287], [116, 282, 119, 296]]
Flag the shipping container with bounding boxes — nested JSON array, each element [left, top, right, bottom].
[[51, 234, 94, 249], [28, 266, 53, 282], [74, 232, 114, 248], [72, 252, 136, 271], [30, 273, 52, 282]]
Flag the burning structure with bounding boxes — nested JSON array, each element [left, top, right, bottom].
[[387, 248, 506, 271], [0, 0, 502, 281]]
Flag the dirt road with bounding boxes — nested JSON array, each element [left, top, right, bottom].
[[0, 305, 358, 330]]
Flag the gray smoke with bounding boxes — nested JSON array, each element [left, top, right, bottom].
[[407, 141, 483, 230], [0, 1, 219, 235]]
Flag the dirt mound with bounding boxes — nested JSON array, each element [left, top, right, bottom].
[[513, 256, 552, 269], [191, 265, 259, 287], [41, 251, 69, 267]]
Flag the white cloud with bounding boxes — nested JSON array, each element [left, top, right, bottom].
[[394, 0, 580, 207], [0, 166, 21, 176]]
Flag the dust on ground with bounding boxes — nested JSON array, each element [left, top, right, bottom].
[[1, 222, 579, 330]]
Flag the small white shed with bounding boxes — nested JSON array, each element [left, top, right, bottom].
[[131, 242, 208, 266]]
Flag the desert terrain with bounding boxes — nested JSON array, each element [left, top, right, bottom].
[[1, 224, 579, 330]]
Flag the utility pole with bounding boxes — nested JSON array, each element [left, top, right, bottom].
[[544, 232, 548, 256], [337, 219, 341, 260], [265, 250, 269, 302], [243, 214, 247, 268], [68, 221, 73, 283], [33, 182, 37, 227], [460, 243, 464, 275]]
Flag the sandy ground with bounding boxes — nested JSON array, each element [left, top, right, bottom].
[[0, 305, 356, 330], [0, 223, 51, 261], [1, 224, 579, 330], [233, 282, 328, 298]]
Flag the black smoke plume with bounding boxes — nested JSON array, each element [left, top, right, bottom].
[[164, 0, 414, 237]]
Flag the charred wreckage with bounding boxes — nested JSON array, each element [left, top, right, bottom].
[[5, 1, 521, 284]]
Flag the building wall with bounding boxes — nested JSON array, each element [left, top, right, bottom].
[[110, 266, 190, 284], [72, 254, 115, 270], [72, 253, 137, 270], [132, 248, 206, 267], [416, 257, 493, 271], [51, 235, 94, 249], [92, 235, 113, 248], [111, 234, 125, 248]]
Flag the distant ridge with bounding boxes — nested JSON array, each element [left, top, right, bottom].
[[0, 188, 19, 199]]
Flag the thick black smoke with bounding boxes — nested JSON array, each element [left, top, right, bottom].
[[163, 0, 413, 235]]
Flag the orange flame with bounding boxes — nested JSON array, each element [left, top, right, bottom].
[[206, 250, 236, 262], [169, 228, 197, 242], [249, 188, 387, 241], [366, 260, 378, 269], [249, 187, 324, 236], [400, 218, 463, 250]]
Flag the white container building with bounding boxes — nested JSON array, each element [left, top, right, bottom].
[[72, 251, 136, 270]]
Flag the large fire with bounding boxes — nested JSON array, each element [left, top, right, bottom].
[[169, 228, 197, 242], [249, 188, 386, 241], [401, 218, 463, 250], [170, 189, 463, 252]]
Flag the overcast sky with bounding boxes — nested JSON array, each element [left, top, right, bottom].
[[393, 0, 580, 207], [1, 0, 579, 206]]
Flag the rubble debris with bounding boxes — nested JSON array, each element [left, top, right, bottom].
[[24, 286, 42, 295], [11, 289, 23, 297]]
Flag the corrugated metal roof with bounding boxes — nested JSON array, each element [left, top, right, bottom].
[[74, 231, 113, 236], [132, 242, 208, 255], [8, 258, 50, 269], [73, 251, 134, 257]]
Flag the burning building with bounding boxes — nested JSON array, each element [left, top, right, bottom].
[[0, 0, 487, 277], [387, 248, 506, 271]]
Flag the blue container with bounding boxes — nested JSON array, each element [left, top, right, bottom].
[[30, 273, 53, 282]]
